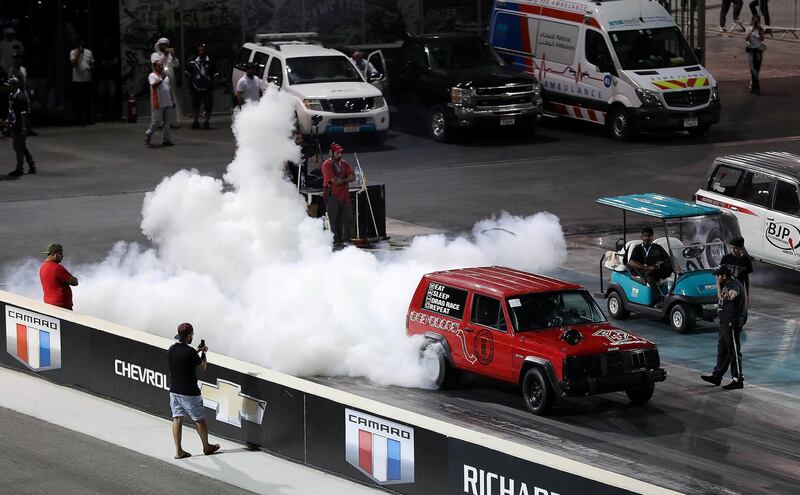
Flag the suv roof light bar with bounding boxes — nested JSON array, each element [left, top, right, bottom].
[[254, 32, 321, 49]]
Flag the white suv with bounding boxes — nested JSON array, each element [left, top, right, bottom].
[[695, 152, 800, 271], [232, 34, 389, 141]]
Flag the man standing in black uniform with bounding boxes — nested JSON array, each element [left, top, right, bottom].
[[626, 227, 673, 306], [719, 236, 753, 310], [187, 43, 217, 129], [702, 266, 747, 390], [6, 76, 35, 177], [168, 322, 220, 458]]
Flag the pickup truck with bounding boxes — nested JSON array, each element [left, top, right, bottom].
[[385, 33, 543, 142]]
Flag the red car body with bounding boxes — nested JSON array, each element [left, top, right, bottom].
[[406, 266, 666, 414]]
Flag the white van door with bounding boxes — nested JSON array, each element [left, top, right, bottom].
[[579, 28, 618, 125], [764, 180, 800, 269]]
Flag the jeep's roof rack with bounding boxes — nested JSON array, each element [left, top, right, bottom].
[[254, 32, 321, 50]]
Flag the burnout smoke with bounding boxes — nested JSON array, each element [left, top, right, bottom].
[[5, 87, 567, 387]]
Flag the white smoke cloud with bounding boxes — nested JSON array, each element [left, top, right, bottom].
[[5, 87, 567, 387]]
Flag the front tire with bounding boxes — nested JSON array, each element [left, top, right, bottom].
[[607, 107, 634, 141], [625, 383, 655, 404], [669, 303, 695, 333], [607, 291, 631, 320], [522, 368, 553, 415], [428, 105, 452, 142]]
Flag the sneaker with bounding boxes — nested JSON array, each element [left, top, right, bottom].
[[162, 141, 175, 146], [7, 169, 23, 177], [145, 134, 151, 146], [701, 374, 721, 386], [28, 165, 36, 174], [191, 121, 200, 129], [722, 378, 744, 390], [719, 26, 727, 32]]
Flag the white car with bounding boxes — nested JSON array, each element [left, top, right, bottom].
[[695, 152, 800, 271], [232, 33, 389, 141]]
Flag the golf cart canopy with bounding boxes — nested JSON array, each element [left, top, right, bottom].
[[596, 193, 720, 219]]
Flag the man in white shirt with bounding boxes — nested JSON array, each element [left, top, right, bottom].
[[70, 39, 94, 125], [151, 37, 181, 126], [235, 62, 263, 106], [145, 59, 175, 147]]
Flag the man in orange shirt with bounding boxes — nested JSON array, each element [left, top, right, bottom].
[[322, 142, 355, 247], [39, 243, 78, 310]]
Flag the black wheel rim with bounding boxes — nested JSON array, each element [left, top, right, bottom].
[[527, 380, 543, 409]]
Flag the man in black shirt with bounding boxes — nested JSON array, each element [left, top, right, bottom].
[[626, 226, 673, 305], [719, 236, 753, 309], [6, 76, 35, 177], [702, 266, 747, 390], [168, 322, 220, 458]]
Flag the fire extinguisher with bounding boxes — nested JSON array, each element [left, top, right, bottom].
[[126, 94, 138, 123]]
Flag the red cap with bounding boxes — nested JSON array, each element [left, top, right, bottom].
[[330, 143, 344, 154]]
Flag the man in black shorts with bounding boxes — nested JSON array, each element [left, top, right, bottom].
[[627, 226, 673, 306], [168, 322, 220, 459]]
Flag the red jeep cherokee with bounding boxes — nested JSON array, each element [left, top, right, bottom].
[[407, 266, 666, 415]]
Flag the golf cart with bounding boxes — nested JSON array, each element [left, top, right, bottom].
[[595, 193, 741, 333]]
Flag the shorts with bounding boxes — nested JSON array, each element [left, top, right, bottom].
[[170, 392, 205, 421]]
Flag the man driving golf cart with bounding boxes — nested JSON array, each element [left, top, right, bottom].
[[626, 226, 673, 307]]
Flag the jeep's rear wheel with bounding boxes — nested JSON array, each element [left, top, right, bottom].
[[422, 342, 458, 390], [607, 291, 630, 320], [522, 368, 553, 415], [625, 383, 655, 404]]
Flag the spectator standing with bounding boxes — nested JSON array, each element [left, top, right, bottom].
[[11, 53, 35, 135], [749, 0, 771, 30], [39, 243, 78, 310], [235, 62, 262, 106], [701, 266, 747, 390], [322, 142, 355, 247], [745, 15, 766, 95], [151, 37, 180, 127], [719, 0, 744, 31], [6, 77, 35, 177], [187, 43, 217, 129], [95, 36, 120, 121], [145, 59, 174, 146], [0, 27, 24, 74], [168, 322, 220, 459], [70, 39, 94, 125], [719, 236, 754, 309]]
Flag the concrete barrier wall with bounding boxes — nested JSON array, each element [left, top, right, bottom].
[[1, 290, 681, 495]]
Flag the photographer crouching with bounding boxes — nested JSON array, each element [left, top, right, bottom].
[[168, 322, 220, 459]]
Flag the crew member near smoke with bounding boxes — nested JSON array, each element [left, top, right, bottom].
[[719, 236, 753, 309], [322, 142, 355, 247], [168, 322, 220, 459], [626, 226, 673, 306], [39, 243, 78, 310], [702, 266, 747, 390]]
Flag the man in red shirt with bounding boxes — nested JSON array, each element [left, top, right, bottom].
[[322, 142, 355, 247], [39, 243, 78, 310]]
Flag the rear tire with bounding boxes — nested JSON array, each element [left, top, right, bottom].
[[423, 342, 459, 390], [625, 383, 655, 404], [607, 107, 634, 141], [669, 303, 695, 333], [607, 291, 631, 320], [522, 368, 554, 415]]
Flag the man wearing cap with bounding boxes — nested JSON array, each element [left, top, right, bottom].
[[701, 266, 747, 390], [151, 37, 180, 127], [322, 143, 355, 247], [70, 38, 94, 125], [719, 236, 754, 309], [235, 62, 263, 106], [168, 322, 220, 459], [6, 76, 35, 177], [0, 27, 24, 74], [39, 244, 78, 310]]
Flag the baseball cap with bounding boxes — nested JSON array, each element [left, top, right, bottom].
[[330, 143, 344, 154], [43, 243, 63, 255], [157, 37, 169, 45], [713, 266, 732, 277], [175, 322, 194, 340]]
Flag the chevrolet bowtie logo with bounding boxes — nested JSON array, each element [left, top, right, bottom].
[[199, 379, 266, 428]]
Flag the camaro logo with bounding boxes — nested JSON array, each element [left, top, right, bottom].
[[199, 379, 266, 428], [345, 408, 414, 485], [5, 306, 61, 371], [593, 329, 647, 345]]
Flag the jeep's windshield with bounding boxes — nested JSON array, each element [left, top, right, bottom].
[[507, 291, 606, 332], [426, 37, 505, 70], [609, 27, 698, 70], [286, 56, 363, 84]]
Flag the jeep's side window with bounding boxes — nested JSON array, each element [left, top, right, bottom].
[[234, 47, 252, 70], [252, 52, 269, 77], [585, 30, 613, 72], [736, 171, 776, 208], [471, 295, 507, 332], [267, 58, 283, 85], [709, 165, 744, 198], [774, 181, 800, 216]]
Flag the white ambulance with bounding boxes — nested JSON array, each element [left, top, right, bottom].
[[489, 0, 720, 140]]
